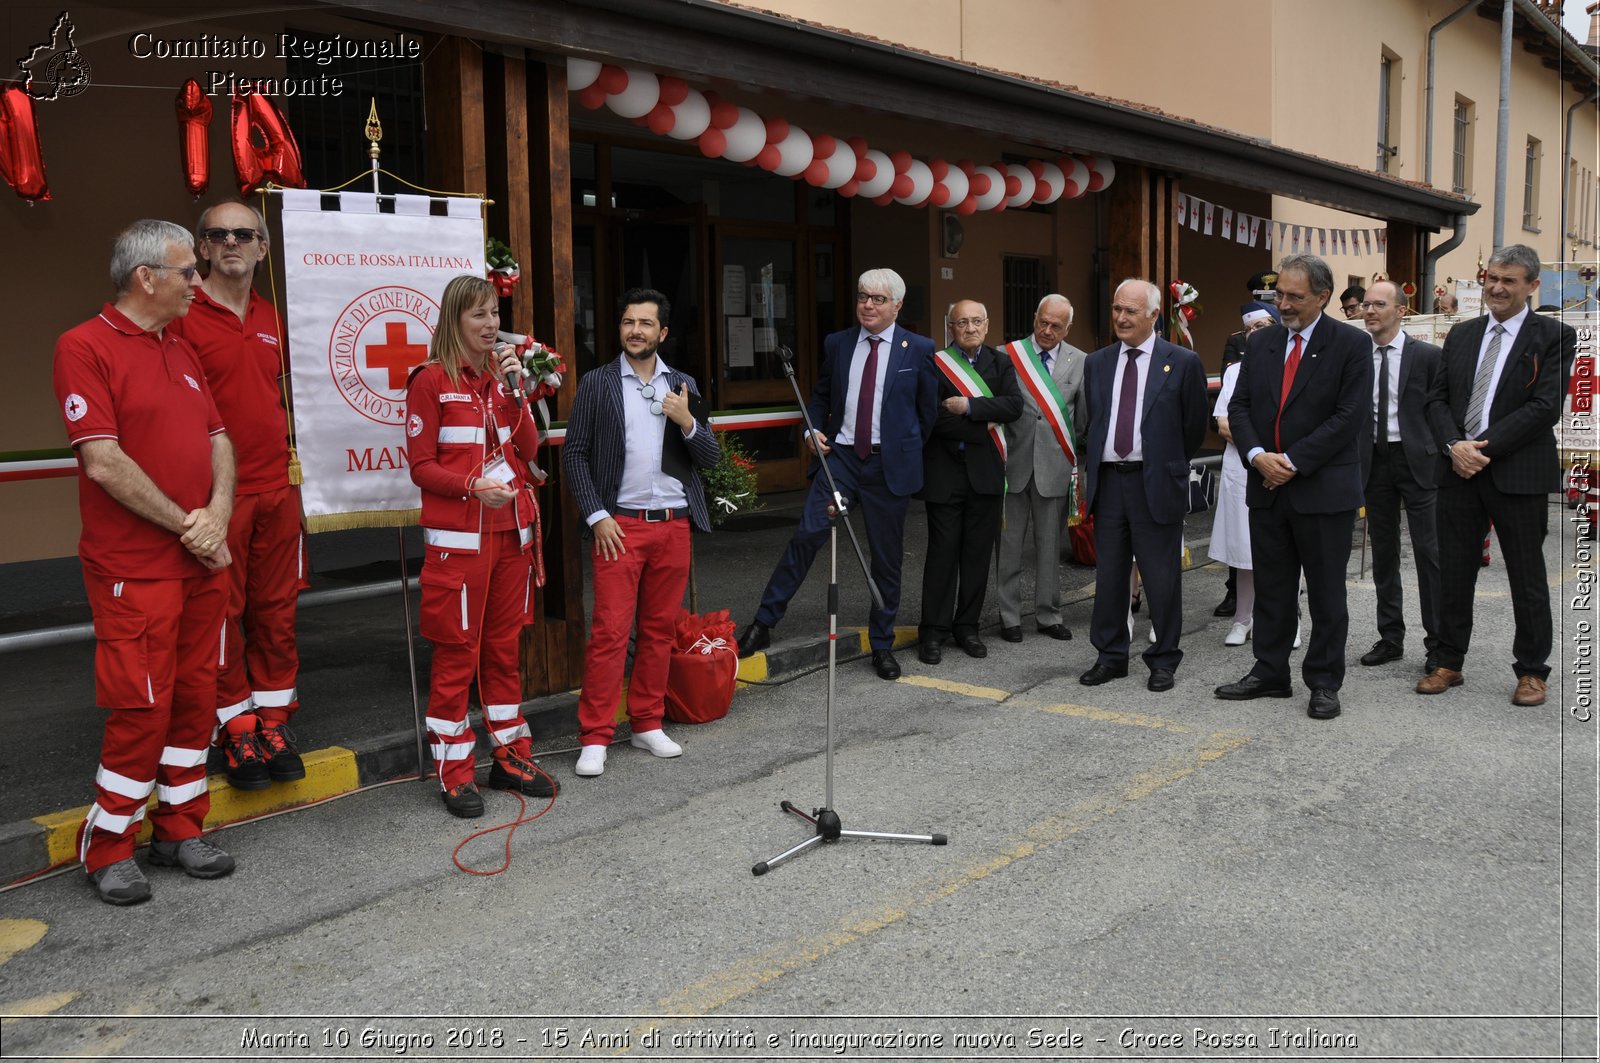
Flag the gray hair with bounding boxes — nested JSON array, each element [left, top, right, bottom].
[[1037, 293, 1074, 328], [858, 267, 906, 303], [1115, 278, 1161, 315], [1277, 253, 1334, 296], [110, 219, 193, 293], [1487, 243, 1541, 283], [196, 200, 270, 250], [948, 299, 988, 320]]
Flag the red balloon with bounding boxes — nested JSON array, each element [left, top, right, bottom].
[[855, 157, 877, 183], [698, 128, 727, 158], [645, 102, 676, 136], [657, 76, 689, 106], [889, 149, 912, 172], [709, 99, 739, 129], [891, 173, 913, 198], [955, 196, 978, 216], [929, 159, 949, 181], [839, 178, 859, 197], [811, 133, 836, 158], [174, 79, 212, 198], [1026, 159, 1045, 179], [578, 83, 608, 110], [970, 173, 991, 196], [803, 160, 829, 186], [872, 191, 896, 206], [956, 157, 975, 175], [1004, 174, 1022, 197], [756, 145, 782, 170], [597, 64, 628, 94], [763, 116, 789, 143], [0, 81, 50, 201], [231, 88, 305, 194], [845, 135, 869, 157], [929, 184, 951, 207]]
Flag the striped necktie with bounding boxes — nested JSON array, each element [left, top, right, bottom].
[[1463, 323, 1506, 434]]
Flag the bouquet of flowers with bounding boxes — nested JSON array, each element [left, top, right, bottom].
[[700, 431, 764, 527], [486, 236, 520, 297], [1168, 280, 1201, 348]]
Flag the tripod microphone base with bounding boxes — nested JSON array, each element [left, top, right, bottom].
[[752, 799, 947, 876]]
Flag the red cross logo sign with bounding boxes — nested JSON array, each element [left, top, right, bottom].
[[327, 286, 438, 426], [63, 393, 87, 421]]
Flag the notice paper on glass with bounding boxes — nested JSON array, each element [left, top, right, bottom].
[[727, 316, 755, 367], [722, 265, 747, 316], [754, 326, 777, 353]]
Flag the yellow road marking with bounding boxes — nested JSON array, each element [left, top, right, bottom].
[[656, 731, 1249, 1017], [896, 674, 1010, 702], [0, 990, 77, 1016], [1022, 698, 1201, 734], [0, 919, 47, 967]]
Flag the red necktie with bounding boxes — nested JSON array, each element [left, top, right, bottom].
[[1274, 332, 1303, 451], [854, 336, 881, 461]]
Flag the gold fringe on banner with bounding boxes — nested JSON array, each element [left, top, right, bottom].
[[305, 508, 420, 534]]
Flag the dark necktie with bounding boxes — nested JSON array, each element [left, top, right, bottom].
[[1113, 347, 1140, 458], [1041, 347, 1053, 374], [1375, 344, 1393, 454], [854, 336, 881, 461], [1275, 332, 1303, 451]]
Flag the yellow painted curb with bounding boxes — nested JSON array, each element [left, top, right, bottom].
[[33, 746, 360, 868]]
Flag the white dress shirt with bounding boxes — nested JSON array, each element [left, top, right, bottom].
[[1100, 334, 1155, 462], [1246, 313, 1322, 466], [587, 353, 696, 525], [1371, 330, 1405, 444], [836, 327, 892, 449], [1469, 304, 1529, 437]]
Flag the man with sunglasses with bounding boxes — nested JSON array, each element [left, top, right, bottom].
[[167, 201, 305, 792], [562, 289, 720, 778], [54, 219, 239, 904]]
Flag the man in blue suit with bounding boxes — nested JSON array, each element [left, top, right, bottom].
[[1217, 254, 1371, 719], [736, 268, 939, 679], [1078, 278, 1208, 693]]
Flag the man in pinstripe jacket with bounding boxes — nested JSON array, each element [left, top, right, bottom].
[[561, 289, 721, 778]]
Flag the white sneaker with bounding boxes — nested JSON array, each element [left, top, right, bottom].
[[1225, 622, 1252, 646], [1147, 624, 1157, 644], [1293, 622, 1303, 649], [629, 729, 683, 758], [575, 745, 607, 777]]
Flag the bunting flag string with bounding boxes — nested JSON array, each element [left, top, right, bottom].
[[1175, 193, 1387, 256]]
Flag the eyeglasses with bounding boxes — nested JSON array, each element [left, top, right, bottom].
[[1273, 289, 1313, 304], [1359, 300, 1393, 311], [637, 383, 664, 416], [143, 263, 198, 281], [951, 317, 987, 329], [856, 292, 892, 306], [202, 227, 260, 244]]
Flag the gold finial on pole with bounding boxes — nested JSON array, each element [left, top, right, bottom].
[[365, 97, 383, 162]]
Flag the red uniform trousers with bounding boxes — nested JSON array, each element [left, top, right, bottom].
[[576, 515, 690, 747], [216, 484, 304, 732], [419, 530, 535, 789], [80, 571, 227, 874]]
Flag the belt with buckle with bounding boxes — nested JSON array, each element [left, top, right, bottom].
[[615, 507, 688, 522], [1106, 461, 1143, 472]]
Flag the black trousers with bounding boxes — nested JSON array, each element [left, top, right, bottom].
[[1088, 466, 1184, 673], [1435, 475, 1551, 679], [1365, 445, 1441, 655], [920, 476, 1004, 641], [1248, 492, 1354, 690]]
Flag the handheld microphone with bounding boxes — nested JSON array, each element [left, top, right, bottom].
[[496, 342, 524, 406]]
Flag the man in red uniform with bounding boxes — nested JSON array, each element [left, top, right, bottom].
[[168, 201, 304, 789], [54, 219, 239, 905]]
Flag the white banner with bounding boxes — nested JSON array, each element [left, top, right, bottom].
[[280, 190, 485, 531]]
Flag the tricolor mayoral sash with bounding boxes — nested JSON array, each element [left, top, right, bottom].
[[1000, 337, 1076, 466], [933, 347, 1007, 463]]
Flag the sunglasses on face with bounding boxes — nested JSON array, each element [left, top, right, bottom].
[[203, 227, 260, 244]]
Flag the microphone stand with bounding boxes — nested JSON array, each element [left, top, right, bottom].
[[752, 342, 947, 876]]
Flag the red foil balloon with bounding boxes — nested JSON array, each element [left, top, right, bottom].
[[175, 79, 212, 197], [0, 81, 50, 201], [231, 89, 306, 194]]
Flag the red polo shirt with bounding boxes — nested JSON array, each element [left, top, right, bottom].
[[54, 304, 226, 581], [167, 287, 290, 494]]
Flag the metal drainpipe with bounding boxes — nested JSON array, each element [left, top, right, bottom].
[[1494, 0, 1515, 249], [1562, 88, 1600, 265], [1425, 0, 1481, 188], [1423, 214, 1470, 313]]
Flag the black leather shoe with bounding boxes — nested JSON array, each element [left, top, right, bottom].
[[955, 634, 987, 658], [917, 640, 942, 665], [1036, 623, 1073, 641], [1147, 668, 1175, 692], [871, 649, 901, 680], [1214, 674, 1293, 700], [1359, 640, 1403, 666], [736, 622, 771, 658], [1000, 626, 1023, 643], [1307, 688, 1342, 719], [1423, 654, 1440, 675], [1213, 592, 1236, 617], [1079, 662, 1128, 685]]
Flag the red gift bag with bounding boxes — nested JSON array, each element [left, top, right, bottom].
[[664, 609, 739, 724]]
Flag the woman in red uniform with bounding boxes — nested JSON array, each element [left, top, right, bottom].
[[406, 275, 555, 817]]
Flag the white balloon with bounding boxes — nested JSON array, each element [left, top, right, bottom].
[[822, 140, 856, 189], [972, 164, 1005, 211], [938, 166, 969, 207], [567, 58, 602, 92], [606, 69, 659, 119], [895, 159, 934, 206], [720, 107, 767, 163], [1059, 157, 1090, 198], [1005, 164, 1036, 209], [1032, 161, 1064, 204], [772, 126, 814, 177], [1091, 156, 1117, 190], [666, 88, 711, 140], [857, 149, 894, 198]]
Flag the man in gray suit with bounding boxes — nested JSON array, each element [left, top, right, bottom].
[[996, 294, 1087, 643], [1357, 280, 1444, 672]]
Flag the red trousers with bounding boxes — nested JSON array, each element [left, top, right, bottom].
[[81, 570, 227, 873], [216, 484, 305, 730], [577, 515, 690, 746], [419, 530, 534, 789]]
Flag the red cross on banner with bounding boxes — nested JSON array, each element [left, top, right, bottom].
[[366, 321, 427, 389], [1579, 265, 1597, 284]]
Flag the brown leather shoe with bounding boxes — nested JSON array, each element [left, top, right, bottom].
[[1511, 675, 1547, 706], [1416, 667, 1464, 694]]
